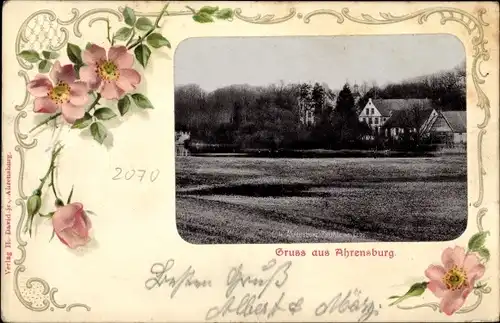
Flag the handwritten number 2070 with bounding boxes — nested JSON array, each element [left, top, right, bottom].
[[112, 168, 160, 182]]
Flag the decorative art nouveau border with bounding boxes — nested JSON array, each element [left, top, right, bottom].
[[10, 2, 493, 317]]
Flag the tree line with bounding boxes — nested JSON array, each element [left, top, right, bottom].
[[355, 61, 466, 113], [175, 61, 465, 151]]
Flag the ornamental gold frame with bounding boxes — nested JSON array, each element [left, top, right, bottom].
[[10, 4, 493, 315]]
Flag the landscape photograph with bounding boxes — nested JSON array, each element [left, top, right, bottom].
[[174, 35, 467, 244]]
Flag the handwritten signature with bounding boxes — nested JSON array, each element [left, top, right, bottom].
[[205, 259, 298, 320], [205, 291, 304, 320], [145, 259, 211, 298], [315, 288, 380, 322]]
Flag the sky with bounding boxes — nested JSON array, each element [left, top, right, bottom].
[[174, 34, 465, 92]]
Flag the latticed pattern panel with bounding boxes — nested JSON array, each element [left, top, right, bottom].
[[20, 14, 66, 51]]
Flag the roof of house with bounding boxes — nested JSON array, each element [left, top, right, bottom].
[[371, 99, 434, 116], [442, 111, 466, 133], [382, 106, 435, 129]]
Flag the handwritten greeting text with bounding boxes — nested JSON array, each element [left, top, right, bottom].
[[145, 258, 380, 322], [145, 259, 212, 298]]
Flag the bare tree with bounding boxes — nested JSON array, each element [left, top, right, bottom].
[[399, 101, 431, 147]]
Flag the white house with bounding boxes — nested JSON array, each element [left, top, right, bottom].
[[359, 98, 437, 137], [358, 98, 388, 132]]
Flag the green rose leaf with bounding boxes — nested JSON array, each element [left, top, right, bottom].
[[468, 231, 489, 251], [42, 50, 59, 60], [114, 27, 133, 41], [146, 33, 171, 49], [131, 93, 154, 109], [18, 50, 41, 63], [477, 247, 490, 262], [193, 12, 214, 23], [135, 17, 154, 31], [122, 7, 136, 26], [67, 43, 83, 65], [90, 122, 108, 145], [85, 42, 93, 50], [388, 282, 428, 307], [38, 60, 52, 73], [118, 96, 131, 116], [214, 8, 234, 20], [134, 44, 151, 68], [71, 112, 93, 129], [198, 6, 219, 14], [94, 107, 117, 120]]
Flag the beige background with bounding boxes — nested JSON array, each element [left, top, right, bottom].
[[1, 1, 499, 322]]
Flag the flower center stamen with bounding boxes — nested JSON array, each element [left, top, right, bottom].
[[96, 61, 119, 82], [48, 81, 71, 105], [442, 265, 468, 291]]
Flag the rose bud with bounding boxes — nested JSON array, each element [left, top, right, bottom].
[[27, 189, 42, 217], [52, 202, 92, 249], [25, 189, 42, 235]]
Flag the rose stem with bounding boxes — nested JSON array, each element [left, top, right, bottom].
[[105, 18, 115, 46], [25, 146, 62, 234], [37, 144, 64, 192], [127, 3, 170, 50], [29, 113, 62, 133], [49, 166, 61, 203], [87, 93, 101, 113], [30, 87, 102, 134], [125, 28, 136, 47]]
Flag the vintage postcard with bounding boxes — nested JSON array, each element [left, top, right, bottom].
[[1, 0, 499, 322]]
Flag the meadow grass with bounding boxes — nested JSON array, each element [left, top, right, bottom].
[[175, 156, 467, 244]]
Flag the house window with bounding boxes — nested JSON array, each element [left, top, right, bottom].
[[374, 118, 379, 124], [371, 108, 374, 114], [369, 118, 372, 124]]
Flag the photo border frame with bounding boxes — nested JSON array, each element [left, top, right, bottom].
[[4, 1, 497, 320]]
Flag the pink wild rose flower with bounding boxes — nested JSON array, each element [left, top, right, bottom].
[[52, 202, 92, 249], [424, 246, 485, 315], [27, 61, 89, 123], [80, 44, 141, 100]]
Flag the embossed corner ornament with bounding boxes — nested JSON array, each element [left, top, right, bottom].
[[12, 2, 492, 318]]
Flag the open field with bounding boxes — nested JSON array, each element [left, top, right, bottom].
[[175, 156, 467, 244]]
